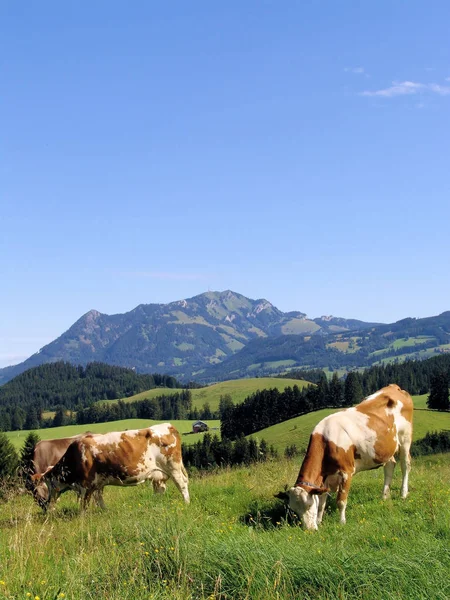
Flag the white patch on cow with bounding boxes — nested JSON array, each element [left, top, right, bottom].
[[90, 445, 102, 457], [390, 400, 412, 445], [314, 408, 377, 459], [81, 444, 89, 464], [364, 390, 384, 401], [150, 423, 173, 437], [91, 431, 132, 445], [287, 487, 320, 530]]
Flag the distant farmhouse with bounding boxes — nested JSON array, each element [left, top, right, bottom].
[[192, 420, 209, 433]]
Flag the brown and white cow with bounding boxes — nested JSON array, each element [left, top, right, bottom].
[[32, 423, 190, 511], [30, 434, 103, 506], [276, 384, 413, 530]]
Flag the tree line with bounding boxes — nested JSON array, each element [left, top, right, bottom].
[[222, 358, 450, 439], [75, 390, 214, 425], [182, 433, 277, 470], [220, 372, 361, 439], [284, 352, 450, 397], [0, 362, 186, 432]]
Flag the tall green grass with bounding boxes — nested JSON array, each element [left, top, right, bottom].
[[0, 456, 449, 599]]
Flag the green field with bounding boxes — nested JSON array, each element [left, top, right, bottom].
[[0, 454, 449, 599], [254, 398, 450, 453], [5, 419, 220, 451], [107, 377, 311, 412], [2, 389, 450, 598], [6, 393, 443, 456]]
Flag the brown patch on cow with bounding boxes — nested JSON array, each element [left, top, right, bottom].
[[33, 435, 86, 475], [356, 384, 413, 463], [295, 433, 357, 489]]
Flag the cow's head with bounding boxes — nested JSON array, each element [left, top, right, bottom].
[[31, 467, 61, 511], [31, 472, 51, 509], [275, 484, 328, 531]]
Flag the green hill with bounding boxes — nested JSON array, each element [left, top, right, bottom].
[[109, 377, 312, 412], [252, 397, 450, 453]]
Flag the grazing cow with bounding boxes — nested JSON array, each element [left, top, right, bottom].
[[32, 423, 189, 511], [30, 435, 102, 506], [275, 384, 413, 530]]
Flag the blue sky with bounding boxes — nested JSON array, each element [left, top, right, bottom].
[[2, 2, 450, 368]]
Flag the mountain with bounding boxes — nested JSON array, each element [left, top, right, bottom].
[[200, 311, 450, 381], [0, 290, 377, 384]]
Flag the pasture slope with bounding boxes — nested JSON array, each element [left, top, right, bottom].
[[0, 455, 449, 599], [16, 393, 448, 456], [255, 394, 450, 453], [104, 377, 312, 412]]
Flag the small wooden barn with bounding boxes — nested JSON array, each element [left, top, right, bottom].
[[192, 420, 209, 433]]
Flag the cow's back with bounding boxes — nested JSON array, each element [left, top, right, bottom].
[[313, 384, 413, 470], [33, 436, 80, 474]]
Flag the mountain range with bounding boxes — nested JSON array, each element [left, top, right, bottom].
[[1, 290, 449, 385]]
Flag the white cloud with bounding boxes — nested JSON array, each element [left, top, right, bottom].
[[361, 80, 450, 97]]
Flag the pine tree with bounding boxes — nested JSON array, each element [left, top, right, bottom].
[[24, 407, 40, 430], [259, 439, 268, 462], [329, 372, 343, 407], [0, 433, 19, 480], [317, 374, 330, 407], [232, 435, 250, 465], [427, 370, 450, 410], [344, 372, 363, 407], [52, 406, 66, 427], [248, 438, 258, 463], [19, 431, 41, 489]]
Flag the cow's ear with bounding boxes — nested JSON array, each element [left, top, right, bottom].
[[31, 473, 42, 482], [309, 487, 329, 495], [41, 466, 54, 477], [274, 491, 289, 501]]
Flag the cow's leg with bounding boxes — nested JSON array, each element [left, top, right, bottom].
[[399, 442, 411, 499], [79, 488, 93, 512], [170, 467, 190, 504], [93, 489, 107, 510], [337, 473, 352, 525], [382, 457, 396, 499], [317, 493, 328, 525]]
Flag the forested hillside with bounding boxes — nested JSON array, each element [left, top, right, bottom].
[[221, 355, 450, 439], [202, 311, 450, 380], [0, 362, 183, 431]]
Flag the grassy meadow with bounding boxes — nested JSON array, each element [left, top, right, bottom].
[[103, 377, 312, 413], [0, 455, 449, 599], [2, 390, 450, 598]]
